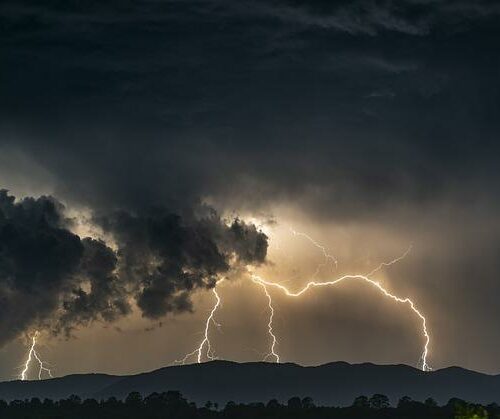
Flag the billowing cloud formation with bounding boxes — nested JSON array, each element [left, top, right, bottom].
[[0, 190, 83, 345], [56, 238, 131, 335], [1, 0, 500, 374], [98, 208, 267, 318], [2, 0, 499, 221], [0, 190, 267, 345]]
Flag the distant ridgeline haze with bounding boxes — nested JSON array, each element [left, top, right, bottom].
[[1, 361, 499, 407]]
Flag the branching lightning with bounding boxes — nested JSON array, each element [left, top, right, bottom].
[[365, 245, 413, 277], [251, 272, 431, 371], [290, 228, 338, 273], [252, 278, 279, 363], [176, 279, 224, 364], [20, 331, 53, 381], [175, 229, 431, 372], [251, 233, 430, 371]]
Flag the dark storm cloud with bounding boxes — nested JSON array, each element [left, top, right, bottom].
[[98, 208, 267, 318], [0, 190, 83, 345], [229, 0, 500, 35], [0, 190, 268, 343], [1, 0, 499, 219], [1, 0, 500, 372], [56, 238, 131, 336]]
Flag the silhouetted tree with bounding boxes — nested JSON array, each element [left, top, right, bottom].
[[455, 403, 489, 419], [42, 398, 54, 408], [302, 397, 315, 408], [144, 392, 162, 408], [287, 396, 302, 409], [9, 400, 23, 408], [103, 396, 121, 409], [69, 394, 82, 405], [164, 390, 185, 406], [225, 400, 237, 410], [398, 395, 413, 408], [125, 391, 143, 407], [425, 397, 438, 407], [82, 398, 99, 409], [267, 399, 281, 408], [369, 394, 390, 409], [448, 398, 468, 410], [1, 390, 498, 419], [352, 395, 370, 408], [29, 397, 41, 408], [486, 402, 499, 415]]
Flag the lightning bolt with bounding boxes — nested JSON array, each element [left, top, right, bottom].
[[176, 279, 224, 364], [252, 278, 279, 363], [250, 239, 431, 371], [20, 331, 53, 381], [365, 245, 413, 277], [174, 229, 430, 372], [290, 228, 338, 273], [251, 274, 431, 371], [252, 230, 430, 370]]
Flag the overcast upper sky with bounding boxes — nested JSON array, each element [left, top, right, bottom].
[[1, 0, 500, 379]]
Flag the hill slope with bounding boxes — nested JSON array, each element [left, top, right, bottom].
[[1, 361, 499, 406], [0, 373, 121, 401]]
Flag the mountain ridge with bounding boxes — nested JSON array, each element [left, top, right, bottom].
[[1, 360, 499, 406]]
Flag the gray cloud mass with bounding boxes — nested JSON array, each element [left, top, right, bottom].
[[1, 0, 499, 373], [0, 190, 268, 345]]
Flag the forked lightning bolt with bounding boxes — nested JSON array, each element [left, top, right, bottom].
[[251, 238, 430, 371], [20, 331, 53, 381], [290, 228, 338, 273], [251, 271, 431, 371], [176, 279, 224, 364], [176, 230, 431, 372], [365, 245, 413, 277], [251, 235, 431, 371], [252, 278, 279, 363]]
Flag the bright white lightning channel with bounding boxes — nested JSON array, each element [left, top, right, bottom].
[[251, 269, 431, 372], [176, 231, 431, 372], [176, 279, 224, 364], [252, 239, 431, 372], [20, 331, 53, 381], [252, 278, 279, 363]]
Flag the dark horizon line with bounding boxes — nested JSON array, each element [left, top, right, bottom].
[[4, 359, 499, 384]]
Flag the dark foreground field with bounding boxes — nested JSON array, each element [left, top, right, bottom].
[[0, 391, 498, 419]]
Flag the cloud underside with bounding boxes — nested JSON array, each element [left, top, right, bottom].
[[0, 0, 500, 372], [0, 190, 267, 346]]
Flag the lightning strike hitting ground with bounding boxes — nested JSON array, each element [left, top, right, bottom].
[[252, 278, 279, 363], [20, 331, 53, 381], [251, 272, 431, 371], [253, 231, 419, 368], [176, 280, 224, 364], [174, 230, 430, 372]]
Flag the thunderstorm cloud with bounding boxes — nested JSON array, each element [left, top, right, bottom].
[[0, 190, 268, 344], [1, 0, 500, 374]]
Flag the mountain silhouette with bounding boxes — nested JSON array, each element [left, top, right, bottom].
[[1, 361, 499, 406]]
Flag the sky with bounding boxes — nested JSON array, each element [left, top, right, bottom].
[[1, 0, 500, 380]]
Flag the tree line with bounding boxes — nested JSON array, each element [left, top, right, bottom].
[[0, 391, 498, 418]]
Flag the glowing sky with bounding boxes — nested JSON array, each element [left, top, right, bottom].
[[1, 0, 500, 379]]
